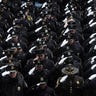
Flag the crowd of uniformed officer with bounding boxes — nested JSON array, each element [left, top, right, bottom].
[[0, 0, 96, 96]]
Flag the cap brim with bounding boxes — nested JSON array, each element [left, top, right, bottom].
[[39, 82, 47, 85], [9, 70, 17, 73]]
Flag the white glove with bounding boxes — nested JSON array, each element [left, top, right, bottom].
[[91, 60, 94, 64], [65, 10, 70, 15], [87, 11, 94, 17], [91, 64, 96, 70], [5, 37, 12, 42], [7, 27, 13, 33], [2, 71, 10, 77], [60, 39, 68, 47], [63, 28, 69, 35], [0, 65, 8, 70], [87, 0, 93, 3], [65, 3, 69, 7], [35, 26, 42, 33], [28, 67, 35, 75], [89, 19, 94, 25], [64, 7, 69, 11], [87, 7, 92, 11], [7, 34, 11, 39], [21, 2, 27, 8], [91, 56, 96, 64], [0, 56, 7, 61], [37, 38, 41, 41], [88, 74, 96, 80], [91, 56, 96, 61], [35, 18, 42, 25], [62, 18, 67, 23], [61, 55, 64, 59], [60, 75, 68, 83], [87, 9, 92, 13], [89, 22, 96, 27], [89, 38, 96, 44], [42, 2, 47, 8], [90, 33, 96, 38], [94, 45, 96, 50], [37, 83, 40, 86], [58, 57, 68, 65], [29, 46, 37, 53]]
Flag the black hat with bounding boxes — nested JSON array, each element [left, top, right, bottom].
[[63, 50, 74, 56], [11, 32, 19, 38], [39, 77, 47, 85], [65, 56, 73, 64], [6, 64, 17, 72], [35, 49, 45, 55], [68, 20, 76, 29], [36, 39, 46, 46]]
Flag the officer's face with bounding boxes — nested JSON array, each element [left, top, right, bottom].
[[9, 71, 17, 78], [39, 54, 45, 60], [70, 29, 76, 34], [17, 48, 23, 53], [68, 39, 75, 44], [12, 48, 18, 54], [40, 83, 47, 89], [43, 35, 49, 41], [12, 36, 18, 42]]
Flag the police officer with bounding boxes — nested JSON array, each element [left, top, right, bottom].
[[25, 49, 55, 73], [55, 64, 84, 96], [34, 79, 56, 96], [25, 61, 50, 87], [1, 64, 28, 96]]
